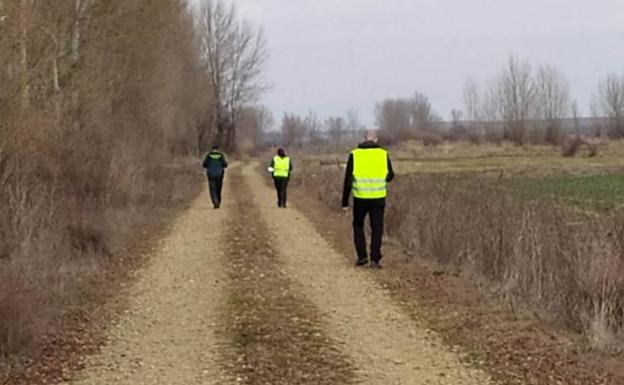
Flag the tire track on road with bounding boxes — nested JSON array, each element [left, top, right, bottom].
[[220, 167, 355, 385]]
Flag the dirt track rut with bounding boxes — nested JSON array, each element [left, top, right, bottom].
[[64, 162, 495, 385]]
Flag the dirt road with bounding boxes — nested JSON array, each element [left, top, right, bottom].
[[64, 162, 494, 385]]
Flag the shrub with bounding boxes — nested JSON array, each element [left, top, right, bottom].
[[416, 130, 444, 147], [562, 137, 584, 157], [561, 136, 599, 158]]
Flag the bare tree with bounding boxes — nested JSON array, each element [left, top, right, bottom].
[[196, 0, 268, 151], [450, 109, 463, 127], [303, 111, 322, 144], [375, 91, 439, 140], [375, 98, 412, 136], [534, 65, 570, 144], [346, 110, 363, 132], [281, 113, 305, 148], [237, 105, 273, 151], [571, 100, 581, 134], [410, 91, 438, 131], [593, 73, 624, 138], [534, 65, 570, 121], [496, 55, 536, 144], [326, 116, 347, 143], [463, 78, 481, 122]]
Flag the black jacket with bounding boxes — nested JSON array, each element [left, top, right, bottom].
[[342, 141, 394, 207], [202, 151, 228, 178]]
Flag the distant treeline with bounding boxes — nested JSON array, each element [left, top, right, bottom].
[[274, 56, 623, 148]]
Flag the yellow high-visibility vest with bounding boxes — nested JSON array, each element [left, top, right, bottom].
[[352, 148, 388, 199], [273, 156, 290, 178]]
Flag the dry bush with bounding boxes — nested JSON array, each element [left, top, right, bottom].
[[562, 137, 584, 157], [446, 125, 483, 144], [562, 137, 599, 157], [415, 130, 444, 147]]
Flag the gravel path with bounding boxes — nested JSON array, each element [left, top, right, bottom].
[[63, 174, 232, 385], [62, 162, 497, 385], [244, 163, 494, 385]]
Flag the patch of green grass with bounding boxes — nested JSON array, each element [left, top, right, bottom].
[[511, 174, 624, 211]]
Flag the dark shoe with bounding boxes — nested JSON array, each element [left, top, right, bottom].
[[355, 259, 369, 267], [370, 261, 383, 269]]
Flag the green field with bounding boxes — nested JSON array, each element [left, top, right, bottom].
[[509, 174, 624, 211]]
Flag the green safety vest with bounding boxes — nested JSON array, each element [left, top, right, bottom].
[[352, 148, 388, 199], [273, 156, 290, 178], [208, 152, 223, 160]]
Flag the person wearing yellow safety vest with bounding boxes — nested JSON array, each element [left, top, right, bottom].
[[342, 131, 394, 268], [268, 148, 293, 208]]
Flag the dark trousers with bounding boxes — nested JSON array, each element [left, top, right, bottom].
[[353, 198, 385, 262], [273, 177, 289, 207], [208, 175, 224, 208]]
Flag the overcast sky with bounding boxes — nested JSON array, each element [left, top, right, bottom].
[[230, 0, 624, 126]]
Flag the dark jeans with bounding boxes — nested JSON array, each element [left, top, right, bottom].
[[208, 175, 224, 208], [353, 198, 385, 262], [273, 177, 289, 207]]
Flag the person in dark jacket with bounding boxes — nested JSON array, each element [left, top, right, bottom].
[[268, 148, 292, 208], [342, 131, 394, 268], [202, 145, 228, 209]]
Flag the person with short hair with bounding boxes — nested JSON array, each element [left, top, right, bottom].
[[202, 145, 228, 209], [342, 131, 394, 268], [268, 148, 292, 208]]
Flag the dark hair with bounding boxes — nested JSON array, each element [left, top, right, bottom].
[[277, 148, 286, 157], [211, 144, 219, 151]]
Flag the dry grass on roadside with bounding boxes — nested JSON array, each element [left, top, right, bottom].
[[0, 141, 201, 362], [294, 157, 624, 354]]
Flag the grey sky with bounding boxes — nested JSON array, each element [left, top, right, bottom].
[[232, 0, 624, 126]]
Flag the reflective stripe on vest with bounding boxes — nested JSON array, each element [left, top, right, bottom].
[[273, 156, 290, 178], [209, 153, 222, 160], [352, 148, 388, 199]]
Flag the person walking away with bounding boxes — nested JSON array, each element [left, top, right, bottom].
[[341, 131, 394, 268], [202, 145, 228, 209], [269, 148, 292, 208]]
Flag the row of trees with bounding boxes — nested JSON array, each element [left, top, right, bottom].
[[0, 0, 267, 357], [372, 56, 624, 145], [374, 92, 440, 141], [279, 110, 365, 147], [459, 57, 574, 144], [463, 57, 624, 144]]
